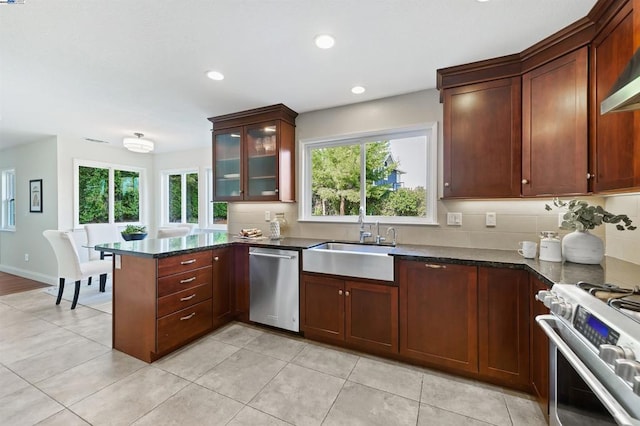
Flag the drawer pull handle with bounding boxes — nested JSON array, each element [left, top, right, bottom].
[[180, 277, 197, 284], [180, 294, 196, 301], [180, 259, 197, 265], [180, 312, 196, 321], [425, 264, 446, 269]]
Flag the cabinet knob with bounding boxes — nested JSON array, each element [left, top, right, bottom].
[[338, 289, 343, 295], [345, 291, 350, 296], [587, 172, 593, 180], [213, 256, 219, 261], [521, 179, 529, 184], [274, 189, 279, 193], [444, 182, 450, 188]]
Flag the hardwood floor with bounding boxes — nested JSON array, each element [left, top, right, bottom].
[[0, 271, 50, 296]]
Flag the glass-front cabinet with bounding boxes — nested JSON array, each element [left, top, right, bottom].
[[209, 104, 298, 202]]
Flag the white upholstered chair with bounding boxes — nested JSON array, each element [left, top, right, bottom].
[[157, 227, 191, 239], [176, 223, 197, 234], [43, 230, 112, 309], [85, 223, 121, 260]]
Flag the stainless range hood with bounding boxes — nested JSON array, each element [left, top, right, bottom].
[[601, 47, 640, 114]]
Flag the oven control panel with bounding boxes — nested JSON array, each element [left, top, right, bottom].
[[574, 306, 620, 349]]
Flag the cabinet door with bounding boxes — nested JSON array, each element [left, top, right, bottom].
[[245, 121, 280, 201], [233, 245, 250, 322], [478, 267, 530, 387], [398, 260, 478, 373], [522, 47, 588, 196], [300, 273, 344, 342], [345, 281, 398, 354], [213, 128, 243, 201], [212, 247, 232, 326], [530, 275, 550, 418], [592, 4, 638, 192], [443, 77, 521, 198]]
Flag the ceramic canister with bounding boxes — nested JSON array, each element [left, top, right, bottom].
[[539, 231, 562, 262]]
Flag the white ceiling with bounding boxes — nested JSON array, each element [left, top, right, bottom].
[[0, 0, 597, 153]]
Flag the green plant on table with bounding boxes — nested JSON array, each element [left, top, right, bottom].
[[121, 224, 147, 234], [544, 198, 636, 231]]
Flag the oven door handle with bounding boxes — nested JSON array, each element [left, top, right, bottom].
[[536, 315, 637, 426]]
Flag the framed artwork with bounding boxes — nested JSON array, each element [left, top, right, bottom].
[[29, 179, 43, 213]]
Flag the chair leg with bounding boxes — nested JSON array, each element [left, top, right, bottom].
[[99, 274, 107, 292], [56, 278, 65, 305], [71, 280, 81, 309], [87, 276, 92, 286]]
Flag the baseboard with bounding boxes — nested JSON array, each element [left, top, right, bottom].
[[0, 265, 55, 285]]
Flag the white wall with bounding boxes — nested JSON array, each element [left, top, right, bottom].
[[605, 193, 640, 265], [0, 137, 59, 282]]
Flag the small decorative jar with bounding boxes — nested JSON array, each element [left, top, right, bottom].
[[270, 213, 287, 240]]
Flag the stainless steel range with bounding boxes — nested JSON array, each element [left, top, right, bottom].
[[535, 282, 640, 426]]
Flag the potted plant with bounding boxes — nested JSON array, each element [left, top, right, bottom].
[[121, 224, 148, 241], [545, 198, 635, 264]]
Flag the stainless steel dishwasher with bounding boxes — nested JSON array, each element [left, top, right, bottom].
[[249, 247, 299, 332]]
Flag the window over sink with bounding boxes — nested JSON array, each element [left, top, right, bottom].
[[299, 124, 438, 225]]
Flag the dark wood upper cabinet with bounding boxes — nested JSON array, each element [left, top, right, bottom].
[[443, 77, 522, 198], [591, 2, 639, 192], [522, 47, 589, 196], [208, 104, 298, 202]]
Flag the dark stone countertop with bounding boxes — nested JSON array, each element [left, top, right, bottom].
[[97, 233, 640, 289]]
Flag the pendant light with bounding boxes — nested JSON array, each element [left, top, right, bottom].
[[123, 132, 154, 153]]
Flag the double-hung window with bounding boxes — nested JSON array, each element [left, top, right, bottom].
[[1, 169, 16, 230], [162, 169, 198, 225], [299, 124, 438, 224], [74, 160, 144, 227]]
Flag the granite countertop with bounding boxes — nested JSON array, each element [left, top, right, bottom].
[[97, 232, 640, 289]]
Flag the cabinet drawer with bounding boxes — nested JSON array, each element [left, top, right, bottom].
[[157, 283, 212, 318], [158, 267, 212, 298], [157, 251, 213, 277], [157, 299, 212, 353]]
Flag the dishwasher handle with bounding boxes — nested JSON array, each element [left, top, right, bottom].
[[249, 252, 295, 260]]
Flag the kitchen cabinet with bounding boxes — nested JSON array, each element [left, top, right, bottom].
[[113, 250, 214, 362], [300, 272, 398, 354], [398, 259, 478, 373], [530, 275, 550, 419], [233, 244, 250, 322], [212, 247, 233, 328], [442, 77, 522, 198], [522, 47, 589, 196], [478, 267, 530, 389], [591, 1, 639, 192], [209, 104, 298, 202]]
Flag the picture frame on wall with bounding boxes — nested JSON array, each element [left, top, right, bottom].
[[29, 179, 43, 213]]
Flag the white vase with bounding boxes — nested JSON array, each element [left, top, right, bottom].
[[561, 230, 604, 264]]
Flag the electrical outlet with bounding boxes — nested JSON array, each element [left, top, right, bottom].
[[446, 212, 462, 226], [486, 212, 497, 227], [24, 253, 29, 262], [264, 211, 271, 222]]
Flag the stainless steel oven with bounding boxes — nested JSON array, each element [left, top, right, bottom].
[[535, 284, 640, 426]]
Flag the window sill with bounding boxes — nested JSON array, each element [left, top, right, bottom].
[[0, 228, 16, 233], [298, 217, 439, 226]]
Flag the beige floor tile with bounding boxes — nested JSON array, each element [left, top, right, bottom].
[[132, 383, 243, 425], [0, 365, 31, 400], [69, 366, 188, 425], [417, 404, 494, 426], [348, 357, 423, 401], [8, 337, 110, 383], [36, 409, 91, 425], [62, 312, 112, 347], [154, 335, 239, 381], [0, 317, 59, 344], [0, 303, 38, 327], [209, 322, 264, 347], [244, 331, 306, 362], [421, 371, 511, 426], [0, 326, 86, 365], [504, 392, 547, 426], [0, 290, 60, 310], [227, 406, 291, 426], [196, 348, 286, 403], [36, 304, 104, 327], [249, 363, 344, 425], [323, 381, 419, 426], [0, 385, 63, 426], [37, 351, 146, 406], [291, 344, 358, 379]]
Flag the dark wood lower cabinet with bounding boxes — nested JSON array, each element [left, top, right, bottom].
[[212, 247, 233, 327], [398, 259, 478, 373], [530, 275, 550, 419], [301, 272, 398, 354], [478, 267, 530, 389]]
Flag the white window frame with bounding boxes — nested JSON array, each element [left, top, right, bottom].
[[1, 169, 16, 231], [73, 159, 146, 229], [206, 168, 228, 230], [299, 123, 438, 225], [161, 168, 199, 226]]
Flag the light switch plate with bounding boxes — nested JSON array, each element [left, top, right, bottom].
[[486, 212, 497, 227], [446, 212, 462, 226]]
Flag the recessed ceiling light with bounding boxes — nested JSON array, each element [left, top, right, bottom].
[[206, 70, 225, 81], [314, 34, 335, 49], [351, 86, 365, 95]]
